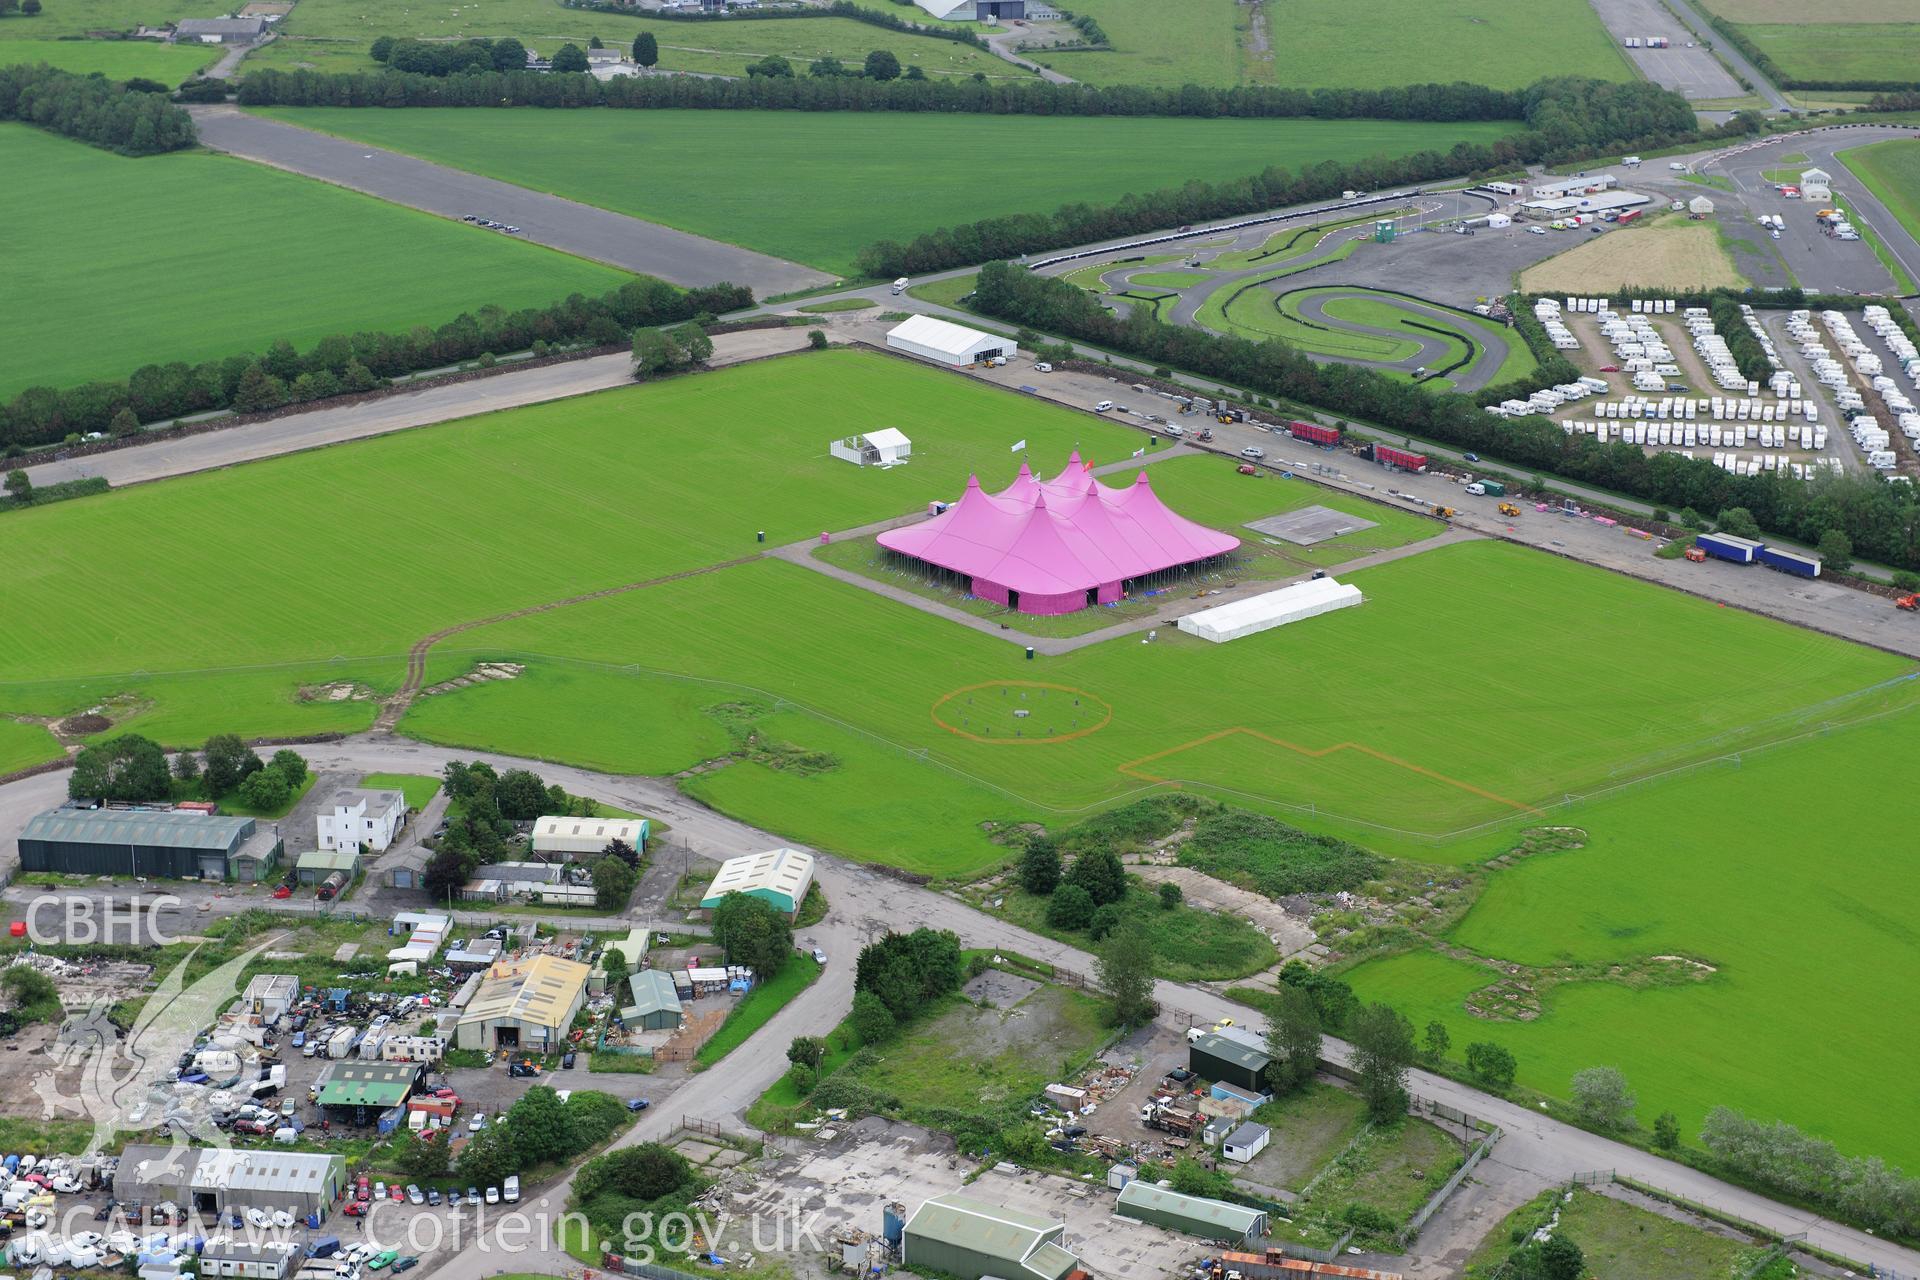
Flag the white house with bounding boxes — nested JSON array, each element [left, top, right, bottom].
[[830, 428, 913, 467], [1222, 1121, 1270, 1163], [316, 788, 404, 853], [886, 315, 1008, 367]]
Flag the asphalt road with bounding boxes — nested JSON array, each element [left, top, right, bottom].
[[1289, 287, 1508, 391], [1587, 0, 1748, 103], [189, 107, 832, 297], [8, 739, 1914, 1279]]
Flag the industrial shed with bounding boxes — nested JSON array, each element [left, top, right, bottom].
[[531, 816, 649, 859], [17, 806, 279, 880], [116, 1146, 346, 1220], [1189, 1031, 1270, 1093], [900, 1194, 1081, 1280], [701, 847, 815, 918], [454, 955, 590, 1053], [1115, 1181, 1267, 1245], [886, 315, 1007, 367], [295, 849, 362, 885], [621, 969, 684, 1030], [315, 1062, 422, 1123]]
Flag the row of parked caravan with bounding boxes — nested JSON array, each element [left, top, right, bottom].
[[1598, 308, 1687, 393], [1533, 298, 1581, 351], [1486, 375, 1611, 419], [1859, 305, 1920, 466], [1678, 307, 1754, 394], [1557, 418, 1827, 449], [1799, 309, 1911, 470]]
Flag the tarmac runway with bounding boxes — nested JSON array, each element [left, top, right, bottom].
[[188, 106, 833, 298]]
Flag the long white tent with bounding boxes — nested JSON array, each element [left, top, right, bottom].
[[886, 314, 1008, 366], [1175, 577, 1362, 643]]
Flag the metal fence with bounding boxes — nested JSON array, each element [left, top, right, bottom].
[[1397, 1121, 1502, 1247]]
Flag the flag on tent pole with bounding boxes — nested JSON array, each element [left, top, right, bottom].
[[1010, 440, 1027, 453]]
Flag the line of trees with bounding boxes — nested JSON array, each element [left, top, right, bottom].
[[1697, 11, 1920, 93], [606, 0, 988, 50], [1702, 1106, 1920, 1235], [0, 64, 195, 155], [234, 62, 1544, 125], [970, 262, 1920, 571], [369, 35, 531, 76], [0, 278, 750, 454]]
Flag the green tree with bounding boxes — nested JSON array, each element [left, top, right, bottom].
[[632, 31, 657, 67], [863, 48, 901, 80], [1421, 1020, 1450, 1066], [455, 1123, 514, 1188], [711, 892, 793, 976], [602, 837, 639, 868], [1045, 882, 1094, 929], [230, 364, 287, 414], [496, 768, 549, 820], [808, 327, 829, 349], [1652, 1110, 1680, 1150], [398, 1132, 450, 1180], [1464, 1041, 1517, 1091], [1019, 834, 1061, 895], [591, 855, 638, 910], [786, 1035, 825, 1070], [202, 733, 262, 796], [1088, 902, 1123, 941], [670, 322, 712, 364], [172, 751, 200, 783], [68, 734, 171, 803], [1716, 506, 1761, 539], [632, 327, 678, 378], [423, 841, 474, 902], [785, 1063, 816, 1095], [269, 748, 308, 785], [4, 470, 31, 503], [1157, 880, 1182, 910], [235, 766, 292, 812], [1263, 982, 1321, 1096], [505, 1085, 570, 1165], [1816, 528, 1852, 572], [601, 946, 629, 981], [1096, 926, 1155, 1027], [1570, 1066, 1636, 1130], [2, 966, 60, 1021], [1347, 1003, 1415, 1120], [21, 0, 40, 13], [809, 56, 847, 77], [588, 34, 603, 48], [850, 990, 896, 1045], [574, 1143, 690, 1203], [109, 407, 140, 438], [369, 35, 396, 61], [1065, 846, 1125, 905], [903, 63, 925, 80], [550, 43, 589, 73], [745, 54, 793, 77]]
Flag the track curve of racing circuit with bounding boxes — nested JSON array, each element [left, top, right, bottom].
[[1282, 287, 1512, 392]]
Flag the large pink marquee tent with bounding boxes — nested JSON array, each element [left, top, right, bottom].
[[877, 453, 1241, 615]]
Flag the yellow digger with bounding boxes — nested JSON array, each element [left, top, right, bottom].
[[1497, 501, 1522, 518]]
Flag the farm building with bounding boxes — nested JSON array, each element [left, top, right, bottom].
[[454, 955, 591, 1052], [173, 16, 267, 41], [315, 1061, 422, 1123], [531, 815, 649, 859], [1189, 1031, 1270, 1092], [830, 428, 913, 467], [886, 315, 1007, 366], [1222, 1121, 1270, 1163], [1689, 196, 1716, 216], [295, 849, 362, 886], [881, 456, 1238, 615], [115, 1146, 346, 1220], [621, 969, 684, 1030], [1115, 1181, 1267, 1245], [1176, 577, 1362, 643], [317, 788, 404, 854], [701, 847, 816, 918], [241, 975, 299, 1023], [17, 806, 281, 880], [900, 1194, 1082, 1280]]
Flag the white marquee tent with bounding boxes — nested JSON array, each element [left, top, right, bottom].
[[886, 315, 1007, 366], [830, 428, 913, 467], [1175, 577, 1363, 643]]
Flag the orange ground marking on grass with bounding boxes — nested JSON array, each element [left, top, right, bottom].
[[931, 681, 1114, 744]]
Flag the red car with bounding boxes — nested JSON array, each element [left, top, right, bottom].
[[389, 1185, 405, 1202], [272, 885, 292, 900], [1599, 364, 1620, 373], [344, 1202, 366, 1218]]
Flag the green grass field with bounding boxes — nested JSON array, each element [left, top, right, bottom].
[[0, 719, 62, 777], [1737, 22, 1920, 84], [1463, 1186, 1780, 1279], [360, 773, 442, 811], [0, 125, 627, 398], [1841, 139, 1920, 251], [249, 108, 1520, 276], [0, 38, 217, 79], [8, 348, 1920, 1162], [1038, 0, 1627, 89], [247, 0, 1023, 82], [0, 0, 227, 39]]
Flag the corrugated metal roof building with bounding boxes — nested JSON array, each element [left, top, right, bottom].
[[531, 816, 649, 858], [295, 849, 362, 884], [17, 806, 275, 880], [900, 1194, 1080, 1280], [1189, 1031, 1270, 1093], [115, 1145, 346, 1218], [315, 1062, 422, 1117], [1115, 1181, 1267, 1244], [700, 847, 815, 918], [454, 955, 590, 1052], [620, 970, 683, 1030]]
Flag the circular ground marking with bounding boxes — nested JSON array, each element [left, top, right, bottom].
[[931, 681, 1112, 744]]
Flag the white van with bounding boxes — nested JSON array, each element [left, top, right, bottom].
[[890, 278, 909, 295], [503, 1176, 520, 1205], [1094, 400, 1114, 412]]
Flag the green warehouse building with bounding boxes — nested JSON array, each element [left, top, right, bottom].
[[700, 847, 815, 919], [900, 1194, 1083, 1280], [1116, 1181, 1267, 1246]]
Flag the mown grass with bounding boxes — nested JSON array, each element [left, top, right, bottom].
[[693, 955, 821, 1069], [1040, 0, 1627, 89], [1840, 139, 1920, 259], [361, 772, 442, 811], [0, 38, 217, 79], [0, 0, 226, 38], [248, 108, 1520, 275], [0, 718, 62, 776], [0, 124, 627, 398], [1736, 20, 1920, 84]]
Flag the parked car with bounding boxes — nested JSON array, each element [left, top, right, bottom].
[[1528, 226, 1548, 235], [467, 1114, 487, 1132], [811, 948, 826, 965], [485, 1187, 500, 1205], [1239, 447, 1264, 460], [626, 1098, 651, 1113], [272, 885, 292, 900], [406, 1185, 423, 1205], [426, 1189, 440, 1207], [367, 1251, 399, 1271], [392, 1259, 419, 1274], [561, 1052, 576, 1070], [467, 1187, 481, 1206], [389, 1184, 404, 1202]]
